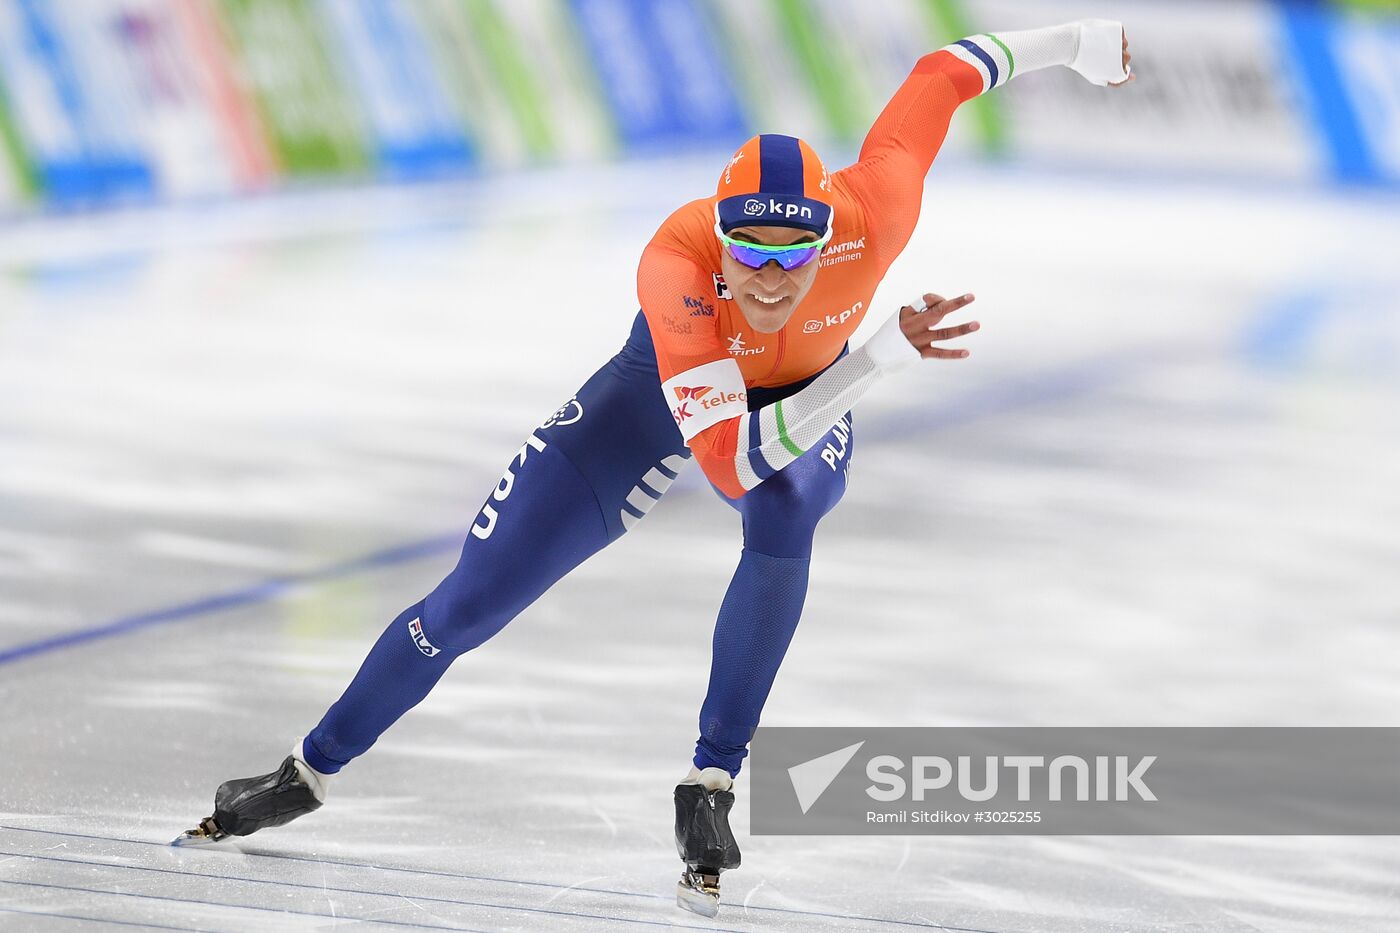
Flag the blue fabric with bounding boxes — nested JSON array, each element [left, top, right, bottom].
[[717, 193, 832, 236], [759, 133, 805, 195], [305, 311, 853, 777], [748, 413, 778, 481], [694, 550, 809, 777], [695, 402, 854, 776], [956, 38, 998, 87]]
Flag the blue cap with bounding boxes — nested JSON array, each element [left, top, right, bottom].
[[714, 134, 834, 236]]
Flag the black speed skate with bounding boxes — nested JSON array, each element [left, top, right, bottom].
[[172, 749, 328, 847], [674, 767, 740, 917]]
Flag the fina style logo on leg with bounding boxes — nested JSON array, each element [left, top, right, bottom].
[[407, 617, 441, 658]]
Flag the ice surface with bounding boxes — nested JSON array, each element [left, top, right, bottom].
[[1, 157, 1398, 931]]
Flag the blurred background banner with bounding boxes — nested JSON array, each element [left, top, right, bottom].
[[213, 0, 368, 179], [112, 0, 259, 198], [0, 70, 32, 206], [0, 0, 156, 206], [1282, 1, 1400, 183], [314, 0, 474, 178], [0, 0, 1396, 211], [568, 0, 747, 151], [2, 5, 1398, 929], [965, 0, 1322, 181]]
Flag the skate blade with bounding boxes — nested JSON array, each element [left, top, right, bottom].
[[170, 831, 221, 847], [676, 880, 720, 918], [170, 817, 228, 848]]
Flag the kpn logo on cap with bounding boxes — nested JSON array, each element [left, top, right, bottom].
[[717, 134, 833, 237]]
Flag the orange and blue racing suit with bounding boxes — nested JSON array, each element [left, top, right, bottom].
[[299, 33, 1070, 778]]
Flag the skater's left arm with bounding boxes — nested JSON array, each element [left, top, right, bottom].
[[840, 21, 1133, 266], [642, 242, 979, 499]]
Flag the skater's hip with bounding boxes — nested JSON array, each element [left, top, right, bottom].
[[531, 312, 854, 538]]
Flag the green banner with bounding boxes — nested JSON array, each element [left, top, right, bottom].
[[408, 0, 546, 166], [920, 0, 1007, 155], [709, 0, 997, 156], [215, 0, 368, 176], [1331, 0, 1400, 13], [0, 72, 37, 201], [706, 0, 834, 141], [462, 0, 556, 159], [773, 0, 870, 142], [407, 0, 615, 166], [489, 0, 616, 162]]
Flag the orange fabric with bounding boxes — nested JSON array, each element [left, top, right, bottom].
[[715, 134, 831, 205], [637, 51, 984, 495]]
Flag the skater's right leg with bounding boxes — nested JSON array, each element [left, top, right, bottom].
[[179, 312, 690, 843], [302, 436, 611, 773], [302, 312, 691, 775], [175, 437, 614, 846]]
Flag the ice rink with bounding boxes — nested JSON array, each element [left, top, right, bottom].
[[2, 155, 1398, 931]]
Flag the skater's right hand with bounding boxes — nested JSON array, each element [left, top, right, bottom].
[[1071, 20, 1134, 87], [900, 293, 979, 359]]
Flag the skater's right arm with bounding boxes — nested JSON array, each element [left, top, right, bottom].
[[640, 246, 977, 499], [837, 21, 1132, 269]]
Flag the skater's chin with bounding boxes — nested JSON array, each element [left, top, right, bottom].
[[738, 297, 796, 333]]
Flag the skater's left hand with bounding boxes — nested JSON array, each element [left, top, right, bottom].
[[899, 292, 980, 360]]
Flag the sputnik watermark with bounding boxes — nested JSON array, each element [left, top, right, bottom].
[[786, 744, 1155, 815], [865, 753, 1157, 802], [751, 727, 1400, 834]]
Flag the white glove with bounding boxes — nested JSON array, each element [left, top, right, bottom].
[[1070, 19, 1130, 87], [863, 304, 923, 374]]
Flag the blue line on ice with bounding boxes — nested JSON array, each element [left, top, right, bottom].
[[0, 535, 462, 666], [0, 341, 1196, 669]]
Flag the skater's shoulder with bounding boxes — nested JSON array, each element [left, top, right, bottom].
[[827, 162, 894, 230], [648, 197, 722, 258]]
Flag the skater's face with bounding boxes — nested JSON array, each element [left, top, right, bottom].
[[719, 225, 823, 334]]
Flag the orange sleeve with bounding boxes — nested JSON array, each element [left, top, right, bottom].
[[836, 50, 985, 268], [637, 243, 749, 499], [637, 244, 725, 381]]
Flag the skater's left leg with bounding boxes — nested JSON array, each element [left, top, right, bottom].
[[693, 412, 854, 777], [673, 411, 853, 911]]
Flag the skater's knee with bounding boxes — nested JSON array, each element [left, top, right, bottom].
[[746, 466, 841, 525], [738, 479, 829, 558], [421, 573, 512, 651]]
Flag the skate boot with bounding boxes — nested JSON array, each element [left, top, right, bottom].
[[172, 740, 332, 847], [674, 766, 740, 917]]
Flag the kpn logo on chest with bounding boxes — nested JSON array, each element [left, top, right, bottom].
[[804, 301, 863, 334]]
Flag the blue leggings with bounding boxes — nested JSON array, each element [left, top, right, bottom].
[[304, 313, 854, 777]]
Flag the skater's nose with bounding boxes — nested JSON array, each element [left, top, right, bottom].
[[753, 262, 789, 289]]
